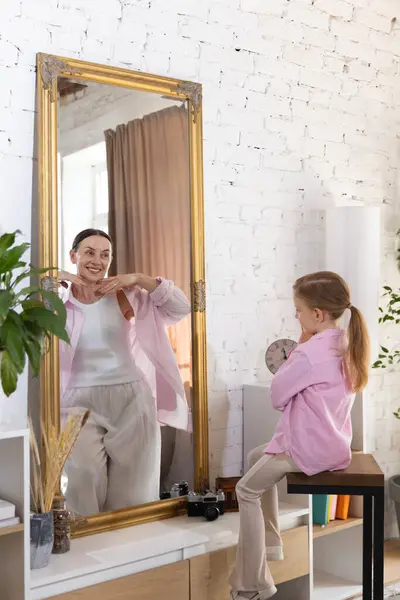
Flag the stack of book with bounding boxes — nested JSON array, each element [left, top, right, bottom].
[[0, 499, 19, 528], [312, 494, 362, 526]]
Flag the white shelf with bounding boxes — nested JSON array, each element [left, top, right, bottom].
[[0, 423, 29, 441], [313, 518, 363, 539], [313, 570, 362, 600], [31, 507, 309, 599], [0, 430, 30, 599], [0, 523, 24, 536], [279, 502, 309, 521]]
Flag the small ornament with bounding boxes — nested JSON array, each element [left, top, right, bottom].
[[52, 503, 71, 554], [265, 339, 297, 374]]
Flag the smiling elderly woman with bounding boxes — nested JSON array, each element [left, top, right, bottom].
[[58, 228, 191, 517]]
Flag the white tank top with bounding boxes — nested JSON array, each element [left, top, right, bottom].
[[69, 294, 142, 388]]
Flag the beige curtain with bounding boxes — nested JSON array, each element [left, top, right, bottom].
[[105, 105, 191, 391]]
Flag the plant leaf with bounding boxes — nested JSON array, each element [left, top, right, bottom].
[[0, 291, 14, 322], [0, 350, 18, 396], [21, 291, 67, 328], [23, 320, 44, 339], [18, 285, 42, 297], [22, 308, 70, 344], [383, 315, 395, 322], [2, 312, 26, 373], [0, 231, 21, 254], [372, 360, 383, 368], [38, 291, 67, 325], [0, 243, 29, 274], [23, 337, 42, 376], [21, 299, 44, 311], [30, 266, 58, 275], [11, 268, 32, 289]]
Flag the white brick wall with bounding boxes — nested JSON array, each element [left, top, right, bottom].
[[0, 0, 399, 534]]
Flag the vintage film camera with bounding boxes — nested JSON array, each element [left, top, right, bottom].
[[187, 490, 225, 522], [161, 481, 226, 522]]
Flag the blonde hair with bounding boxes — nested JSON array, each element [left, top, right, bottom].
[[293, 271, 370, 393]]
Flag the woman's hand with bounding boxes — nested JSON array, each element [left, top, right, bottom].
[[58, 270, 88, 289], [97, 274, 161, 295], [96, 274, 140, 296], [58, 271, 97, 303]]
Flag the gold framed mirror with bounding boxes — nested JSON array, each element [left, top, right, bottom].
[[36, 53, 208, 537]]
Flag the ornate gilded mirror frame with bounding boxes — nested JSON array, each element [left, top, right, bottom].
[[36, 52, 208, 537]]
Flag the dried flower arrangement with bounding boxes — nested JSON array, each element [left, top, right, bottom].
[[29, 411, 89, 514]]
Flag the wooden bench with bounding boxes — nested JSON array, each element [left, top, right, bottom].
[[287, 453, 385, 600]]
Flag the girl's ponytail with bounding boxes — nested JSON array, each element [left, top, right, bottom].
[[347, 305, 370, 393]]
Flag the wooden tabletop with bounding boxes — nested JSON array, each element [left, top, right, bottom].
[[287, 453, 384, 489]]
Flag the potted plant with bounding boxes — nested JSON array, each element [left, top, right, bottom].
[[372, 284, 400, 534], [0, 230, 69, 422], [29, 411, 89, 569]]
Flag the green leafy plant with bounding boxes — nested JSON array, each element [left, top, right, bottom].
[[0, 231, 69, 396], [372, 285, 400, 420], [372, 285, 400, 370], [378, 285, 400, 325]]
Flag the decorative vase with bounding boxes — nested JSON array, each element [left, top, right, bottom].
[[52, 500, 71, 554], [30, 511, 54, 569]]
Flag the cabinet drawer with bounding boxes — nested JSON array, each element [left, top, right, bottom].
[[48, 559, 189, 600], [190, 525, 309, 600], [270, 525, 309, 585]]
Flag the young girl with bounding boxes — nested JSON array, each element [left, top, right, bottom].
[[230, 271, 370, 600]]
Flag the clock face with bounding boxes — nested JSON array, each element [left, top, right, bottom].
[[265, 339, 297, 374]]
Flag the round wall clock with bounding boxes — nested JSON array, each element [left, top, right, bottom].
[[265, 339, 297, 374]]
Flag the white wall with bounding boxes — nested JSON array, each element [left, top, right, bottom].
[[372, 202, 400, 538], [59, 148, 99, 268], [0, 0, 399, 534]]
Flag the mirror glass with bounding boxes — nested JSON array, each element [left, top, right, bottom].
[[57, 78, 193, 517]]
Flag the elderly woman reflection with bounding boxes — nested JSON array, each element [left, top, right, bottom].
[[58, 228, 190, 516]]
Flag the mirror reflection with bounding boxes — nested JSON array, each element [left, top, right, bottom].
[[56, 78, 194, 517]]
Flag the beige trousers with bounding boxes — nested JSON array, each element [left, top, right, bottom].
[[229, 445, 301, 597], [63, 380, 161, 516]]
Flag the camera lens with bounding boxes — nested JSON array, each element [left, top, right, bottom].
[[204, 505, 220, 522]]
